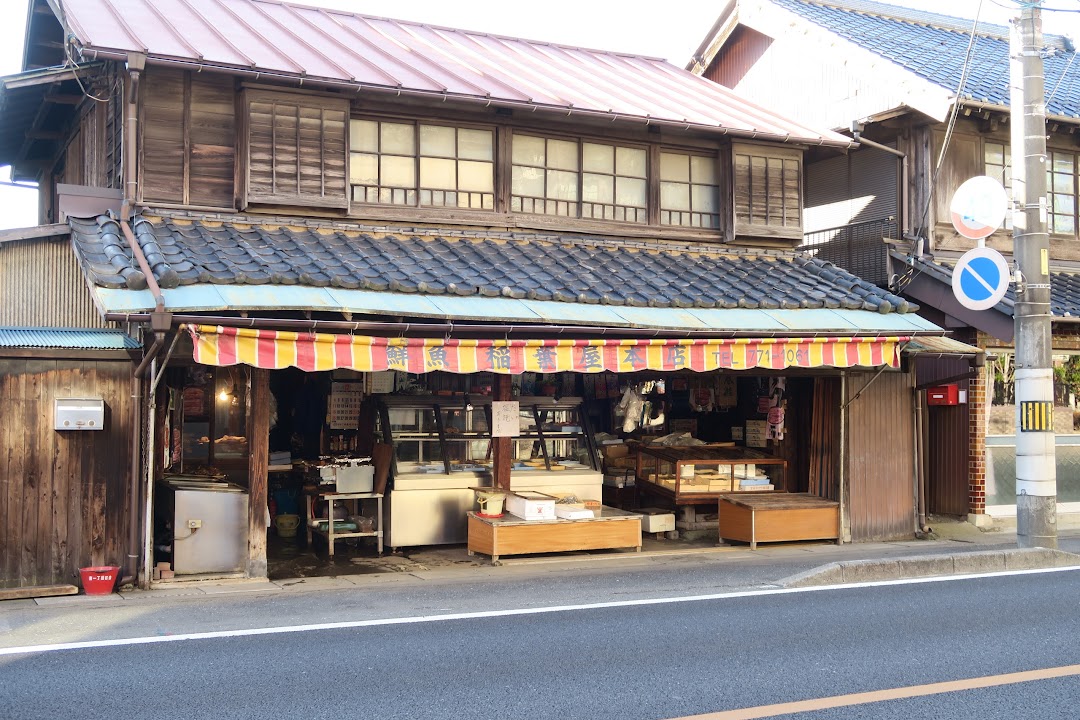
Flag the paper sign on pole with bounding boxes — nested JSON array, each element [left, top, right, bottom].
[[491, 401, 521, 437]]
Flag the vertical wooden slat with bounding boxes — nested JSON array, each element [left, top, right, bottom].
[[917, 356, 971, 515], [247, 367, 269, 578], [22, 361, 46, 585], [846, 369, 916, 541], [1, 360, 27, 586]]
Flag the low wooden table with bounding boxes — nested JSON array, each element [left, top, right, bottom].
[[718, 492, 840, 550], [467, 507, 641, 564]]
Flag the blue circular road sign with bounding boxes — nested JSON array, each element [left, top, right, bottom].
[[952, 247, 1010, 311]]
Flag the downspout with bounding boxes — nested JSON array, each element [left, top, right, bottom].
[[914, 384, 931, 533]]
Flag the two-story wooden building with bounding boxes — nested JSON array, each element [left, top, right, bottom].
[[690, 0, 1079, 526], [0, 0, 965, 590]]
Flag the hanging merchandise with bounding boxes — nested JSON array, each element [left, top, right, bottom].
[[716, 375, 737, 407], [767, 377, 787, 440], [690, 386, 715, 412], [616, 385, 645, 433]]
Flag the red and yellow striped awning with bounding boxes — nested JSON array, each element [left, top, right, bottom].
[[187, 325, 906, 374]]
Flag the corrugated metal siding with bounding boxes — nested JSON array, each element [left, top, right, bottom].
[[0, 328, 138, 350], [0, 237, 106, 328], [54, 0, 851, 146], [846, 369, 916, 541], [917, 356, 970, 516], [806, 146, 898, 232]]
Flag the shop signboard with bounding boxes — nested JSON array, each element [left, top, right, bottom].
[[189, 326, 907, 374]]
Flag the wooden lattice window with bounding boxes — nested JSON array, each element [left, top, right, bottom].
[[243, 89, 348, 209], [733, 143, 802, 238]]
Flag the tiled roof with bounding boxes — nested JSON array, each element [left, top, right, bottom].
[[897, 252, 1080, 318], [770, 0, 1080, 120], [52, 0, 851, 146], [68, 213, 917, 314], [0, 327, 139, 349]]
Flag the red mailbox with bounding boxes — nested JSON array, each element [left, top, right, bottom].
[[927, 384, 960, 406]]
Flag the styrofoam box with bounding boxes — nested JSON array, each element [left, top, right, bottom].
[[637, 508, 675, 533], [336, 465, 374, 493], [506, 491, 557, 521]]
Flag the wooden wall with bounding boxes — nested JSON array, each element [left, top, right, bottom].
[[916, 356, 971, 516], [0, 357, 134, 588], [845, 369, 916, 541]]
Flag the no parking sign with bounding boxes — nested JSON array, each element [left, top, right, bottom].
[[952, 246, 1010, 311]]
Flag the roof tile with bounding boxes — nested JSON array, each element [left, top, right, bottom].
[[68, 213, 919, 316]]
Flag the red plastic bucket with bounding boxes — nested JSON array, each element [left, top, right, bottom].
[[80, 566, 120, 595]]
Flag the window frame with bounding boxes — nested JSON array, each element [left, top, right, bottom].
[[509, 132, 652, 223], [983, 139, 1080, 237], [348, 116, 497, 212]]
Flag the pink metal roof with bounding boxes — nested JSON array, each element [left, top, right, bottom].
[[59, 0, 853, 146]]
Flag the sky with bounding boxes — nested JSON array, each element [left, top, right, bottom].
[[1, 0, 1078, 230]]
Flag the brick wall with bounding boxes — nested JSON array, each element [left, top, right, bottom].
[[968, 362, 988, 515]]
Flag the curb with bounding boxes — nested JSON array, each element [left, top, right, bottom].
[[780, 548, 1080, 588]]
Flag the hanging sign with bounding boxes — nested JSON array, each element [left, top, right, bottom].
[[745, 420, 768, 448], [952, 246, 1011, 311], [950, 175, 1009, 240]]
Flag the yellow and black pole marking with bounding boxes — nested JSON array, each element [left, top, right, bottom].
[[1020, 401, 1053, 432]]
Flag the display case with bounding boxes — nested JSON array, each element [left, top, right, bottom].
[[636, 445, 787, 505], [378, 396, 603, 549]]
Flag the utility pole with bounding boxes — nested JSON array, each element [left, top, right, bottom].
[[1011, 3, 1057, 548]]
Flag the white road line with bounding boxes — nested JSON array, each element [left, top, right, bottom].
[[2, 565, 1077, 657]]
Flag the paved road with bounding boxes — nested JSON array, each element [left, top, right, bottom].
[[2, 568, 1078, 719]]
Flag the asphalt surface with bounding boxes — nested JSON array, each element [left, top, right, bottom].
[[4, 533, 1080, 650], [2, 568, 1079, 719]]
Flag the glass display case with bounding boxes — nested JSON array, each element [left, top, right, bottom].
[[377, 395, 603, 549], [380, 395, 600, 476], [636, 446, 787, 505]]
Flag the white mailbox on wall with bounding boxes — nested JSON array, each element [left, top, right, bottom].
[[54, 398, 105, 430]]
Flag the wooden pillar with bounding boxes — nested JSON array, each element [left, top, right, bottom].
[[247, 367, 270, 578], [492, 375, 513, 492]]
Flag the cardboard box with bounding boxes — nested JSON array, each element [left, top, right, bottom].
[[604, 472, 635, 488], [506, 491, 557, 521], [637, 508, 675, 533]]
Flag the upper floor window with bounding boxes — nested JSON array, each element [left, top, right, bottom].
[[511, 135, 648, 222], [733, 144, 801, 237], [660, 151, 719, 228], [1048, 150, 1076, 235], [350, 120, 495, 209], [984, 141, 1079, 235]]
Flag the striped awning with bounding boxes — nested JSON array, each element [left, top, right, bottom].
[[187, 325, 906, 374]]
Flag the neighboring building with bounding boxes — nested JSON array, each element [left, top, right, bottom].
[[690, 0, 1080, 522], [0, 0, 963, 589]]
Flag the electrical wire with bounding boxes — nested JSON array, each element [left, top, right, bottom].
[[895, 0, 986, 292]]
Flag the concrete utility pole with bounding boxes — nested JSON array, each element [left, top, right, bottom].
[[1010, 3, 1057, 548]]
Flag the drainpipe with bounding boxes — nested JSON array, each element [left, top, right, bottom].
[[123, 373, 142, 586], [914, 385, 931, 533]]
